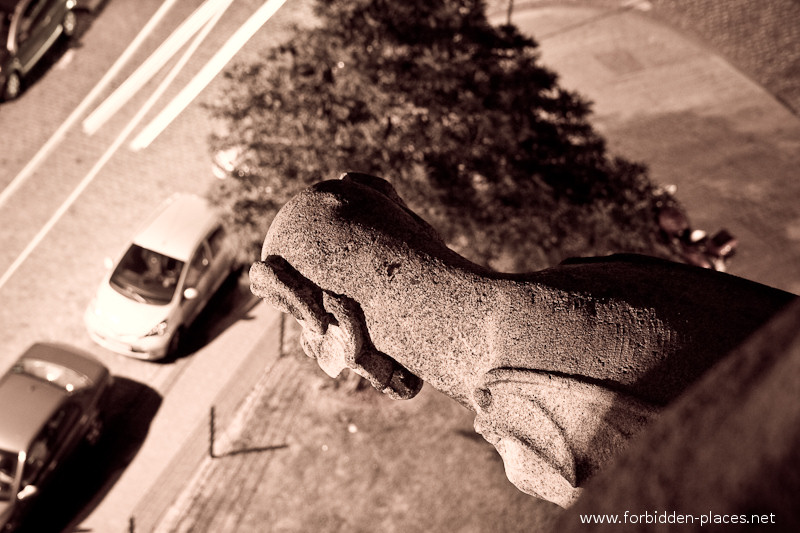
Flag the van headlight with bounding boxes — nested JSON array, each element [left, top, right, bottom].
[[145, 321, 168, 337]]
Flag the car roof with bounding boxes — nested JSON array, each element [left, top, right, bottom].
[[0, 343, 107, 452], [132, 193, 221, 262], [0, 371, 65, 453]]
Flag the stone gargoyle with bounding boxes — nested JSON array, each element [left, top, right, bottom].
[[249, 173, 796, 507]]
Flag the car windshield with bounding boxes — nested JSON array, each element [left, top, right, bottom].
[[110, 245, 184, 305], [0, 449, 18, 501], [13, 358, 92, 392]]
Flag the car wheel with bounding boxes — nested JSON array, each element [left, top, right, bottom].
[[2, 71, 21, 101], [62, 9, 77, 37]]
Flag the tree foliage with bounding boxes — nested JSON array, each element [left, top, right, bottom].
[[206, 0, 678, 271]]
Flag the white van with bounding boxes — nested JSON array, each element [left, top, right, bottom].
[[84, 194, 237, 360]]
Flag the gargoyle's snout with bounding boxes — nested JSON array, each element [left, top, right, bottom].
[[250, 257, 422, 400], [250, 256, 330, 334]]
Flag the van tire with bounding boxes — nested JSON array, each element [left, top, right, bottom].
[[3, 71, 21, 101], [62, 10, 77, 38]]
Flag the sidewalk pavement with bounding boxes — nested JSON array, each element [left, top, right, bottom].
[[81, 4, 800, 533], [76, 300, 283, 532], [510, 4, 800, 294]]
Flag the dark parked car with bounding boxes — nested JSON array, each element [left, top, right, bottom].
[[0, 343, 112, 532], [0, 0, 76, 100]]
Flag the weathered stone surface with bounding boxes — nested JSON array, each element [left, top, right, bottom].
[[556, 296, 800, 531], [250, 173, 796, 507]]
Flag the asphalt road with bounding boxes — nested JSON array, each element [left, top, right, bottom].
[[0, 0, 309, 530], [0, 0, 311, 386]]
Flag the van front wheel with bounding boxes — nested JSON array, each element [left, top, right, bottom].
[[3, 71, 21, 101], [62, 9, 77, 37]]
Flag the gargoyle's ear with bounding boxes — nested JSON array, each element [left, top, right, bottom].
[[250, 255, 332, 334], [338, 172, 446, 246], [339, 172, 408, 208], [474, 368, 657, 491]]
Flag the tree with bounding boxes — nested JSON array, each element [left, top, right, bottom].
[[206, 0, 679, 271]]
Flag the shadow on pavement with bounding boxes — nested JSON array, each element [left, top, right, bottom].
[[13, 377, 162, 533], [218, 443, 289, 458]]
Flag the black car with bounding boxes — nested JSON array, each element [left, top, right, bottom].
[[0, 0, 76, 100], [0, 343, 113, 531]]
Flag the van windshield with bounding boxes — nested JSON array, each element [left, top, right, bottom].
[[110, 245, 184, 305], [0, 449, 17, 501]]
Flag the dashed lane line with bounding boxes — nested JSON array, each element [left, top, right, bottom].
[[0, 0, 179, 210], [0, 3, 229, 293], [130, 0, 289, 150], [82, 0, 234, 136]]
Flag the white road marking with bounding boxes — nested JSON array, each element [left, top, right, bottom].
[[82, 0, 234, 136], [0, 7, 228, 293], [130, 0, 288, 151], [0, 0, 179, 210]]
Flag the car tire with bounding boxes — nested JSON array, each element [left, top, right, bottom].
[[2, 71, 21, 101], [62, 9, 77, 37]]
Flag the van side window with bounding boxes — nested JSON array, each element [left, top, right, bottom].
[[18, 0, 46, 42], [21, 404, 80, 487], [207, 226, 227, 257], [44, 404, 81, 449], [21, 432, 48, 487], [184, 244, 211, 289]]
